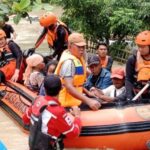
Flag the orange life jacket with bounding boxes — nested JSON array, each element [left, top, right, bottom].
[[101, 55, 109, 68], [0, 44, 15, 63], [55, 50, 86, 107], [0, 44, 16, 80], [0, 42, 25, 81], [136, 51, 150, 81], [47, 21, 69, 47]]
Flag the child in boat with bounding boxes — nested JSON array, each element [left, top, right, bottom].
[[39, 59, 58, 95], [23, 53, 45, 91], [90, 67, 126, 102], [44, 59, 58, 75]]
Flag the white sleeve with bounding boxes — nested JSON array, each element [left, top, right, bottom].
[[59, 59, 75, 78], [102, 85, 114, 96]]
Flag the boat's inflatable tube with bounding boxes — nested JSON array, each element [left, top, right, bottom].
[[0, 81, 150, 149]]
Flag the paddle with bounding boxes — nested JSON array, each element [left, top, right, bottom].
[[132, 81, 150, 101]]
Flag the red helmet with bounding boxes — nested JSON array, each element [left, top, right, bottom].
[[39, 12, 57, 27], [0, 29, 6, 38], [135, 30, 150, 46]]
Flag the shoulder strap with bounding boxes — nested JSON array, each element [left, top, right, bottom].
[[57, 23, 71, 35], [40, 100, 58, 113]]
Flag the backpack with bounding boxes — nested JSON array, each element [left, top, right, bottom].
[[29, 102, 64, 150]]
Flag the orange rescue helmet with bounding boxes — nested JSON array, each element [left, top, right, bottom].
[[39, 12, 57, 27], [0, 29, 6, 38], [135, 30, 150, 46]]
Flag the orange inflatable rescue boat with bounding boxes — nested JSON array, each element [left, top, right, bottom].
[[0, 81, 150, 150]]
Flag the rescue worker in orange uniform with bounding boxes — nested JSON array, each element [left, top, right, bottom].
[[32, 12, 70, 61], [97, 42, 113, 72], [0, 29, 23, 82], [125, 30, 150, 100], [22, 74, 81, 150], [55, 32, 101, 110]]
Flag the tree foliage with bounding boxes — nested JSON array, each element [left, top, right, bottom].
[[0, 0, 149, 44], [0, 0, 53, 24], [49, 0, 150, 44]]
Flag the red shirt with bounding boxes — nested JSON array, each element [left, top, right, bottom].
[[22, 95, 81, 139]]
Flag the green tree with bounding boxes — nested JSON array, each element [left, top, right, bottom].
[[52, 0, 112, 43], [110, 8, 142, 41], [49, 0, 149, 44], [0, 0, 149, 43], [109, 0, 150, 41], [0, 0, 53, 24], [138, 1, 150, 29]]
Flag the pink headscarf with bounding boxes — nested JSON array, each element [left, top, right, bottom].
[[24, 54, 44, 85]]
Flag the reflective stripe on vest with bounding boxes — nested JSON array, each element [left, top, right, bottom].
[[47, 21, 69, 47], [55, 50, 86, 107], [136, 51, 150, 81]]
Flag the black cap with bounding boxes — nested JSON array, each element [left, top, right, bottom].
[[87, 54, 100, 67], [44, 74, 62, 96]]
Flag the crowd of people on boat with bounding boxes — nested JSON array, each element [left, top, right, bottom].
[[0, 12, 150, 150]]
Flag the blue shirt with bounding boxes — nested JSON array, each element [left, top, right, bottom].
[[84, 68, 112, 90]]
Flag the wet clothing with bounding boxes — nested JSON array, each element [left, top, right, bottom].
[[55, 50, 86, 107], [125, 53, 150, 100], [101, 56, 113, 71], [22, 95, 81, 150], [84, 68, 112, 90], [0, 40, 23, 80], [35, 23, 70, 60], [2, 24, 15, 39]]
